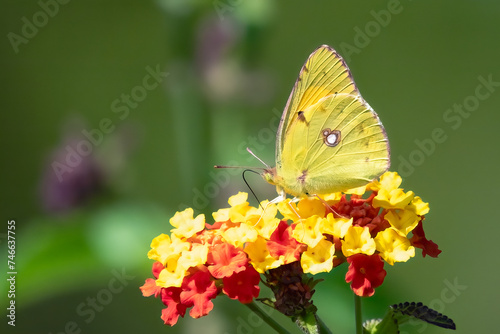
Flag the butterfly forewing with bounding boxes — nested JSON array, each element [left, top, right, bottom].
[[276, 45, 360, 165]]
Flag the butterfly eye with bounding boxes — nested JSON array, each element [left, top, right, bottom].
[[322, 129, 341, 147]]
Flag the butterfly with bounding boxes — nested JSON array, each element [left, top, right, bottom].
[[261, 45, 390, 201]]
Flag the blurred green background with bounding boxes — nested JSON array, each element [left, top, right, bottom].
[[1, 0, 499, 333]]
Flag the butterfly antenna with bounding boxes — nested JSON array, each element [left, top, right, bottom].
[[246, 147, 271, 169], [314, 194, 348, 219], [214, 165, 266, 170], [214, 148, 269, 170], [242, 169, 263, 209]]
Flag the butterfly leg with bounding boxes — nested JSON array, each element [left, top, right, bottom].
[[314, 194, 348, 219], [252, 191, 286, 227], [284, 197, 308, 243], [269, 188, 287, 205]]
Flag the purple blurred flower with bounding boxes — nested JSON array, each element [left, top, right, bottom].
[[39, 137, 104, 214]]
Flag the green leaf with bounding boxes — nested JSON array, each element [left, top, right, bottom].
[[0, 201, 167, 308], [391, 302, 456, 330], [295, 312, 320, 334], [256, 297, 276, 308], [363, 301, 456, 334], [363, 317, 398, 334]]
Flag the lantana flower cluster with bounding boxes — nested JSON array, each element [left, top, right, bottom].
[[140, 172, 440, 326]]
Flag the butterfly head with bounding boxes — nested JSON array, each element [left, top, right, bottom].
[[263, 167, 289, 195], [262, 167, 279, 186], [261, 167, 290, 203]]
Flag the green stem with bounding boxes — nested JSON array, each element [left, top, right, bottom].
[[245, 302, 291, 334], [354, 294, 363, 334]]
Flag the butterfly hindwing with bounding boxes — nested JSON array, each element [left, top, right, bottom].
[[279, 93, 390, 196]]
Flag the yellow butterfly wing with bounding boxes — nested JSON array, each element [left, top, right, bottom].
[[265, 45, 390, 197], [276, 45, 360, 163]]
